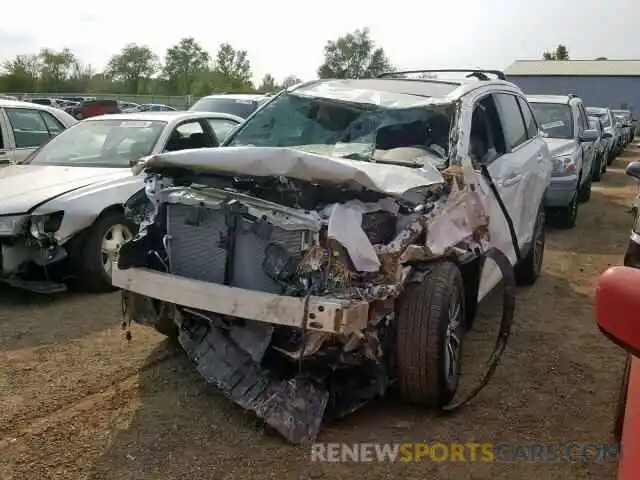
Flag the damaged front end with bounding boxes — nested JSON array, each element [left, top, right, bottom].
[[0, 211, 70, 293], [115, 147, 497, 443]]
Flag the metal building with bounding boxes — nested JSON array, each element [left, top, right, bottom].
[[505, 60, 640, 116]]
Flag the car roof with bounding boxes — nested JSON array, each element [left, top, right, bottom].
[[586, 107, 609, 114], [200, 93, 267, 101], [84, 111, 245, 124], [0, 98, 69, 114], [289, 77, 522, 108], [526, 94, 575, 105]]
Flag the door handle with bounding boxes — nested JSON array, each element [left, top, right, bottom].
[[503, 174, 523, 187], [0, 150, 9, 164]]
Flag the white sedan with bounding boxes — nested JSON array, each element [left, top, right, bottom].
[[0, 110, 244, 293]]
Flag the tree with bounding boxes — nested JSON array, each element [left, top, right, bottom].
[[281, 75, 302, 88], [213, 43, 252, 90], [163, 37, 210, 95], [106, 44, 159, 94], [317, 28, 393, 79], [38, 48, 78, 91], [1, 54, 40, 92], [258, 73, 278, 92], [543, 44, 570, 60]]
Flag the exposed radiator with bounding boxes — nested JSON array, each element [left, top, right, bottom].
[[166, 203, 308, 294]]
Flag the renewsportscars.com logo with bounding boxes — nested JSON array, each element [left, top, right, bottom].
[[310, 442, 621, 463]]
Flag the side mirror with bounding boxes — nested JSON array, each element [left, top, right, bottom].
[[579, 129, 598, 142], [626, 162, 640, 180], [596, 266, 640, 356], [603, 132, 613, 139]]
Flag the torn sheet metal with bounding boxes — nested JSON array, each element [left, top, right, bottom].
[[324, 199, 398, 273], [426, 181, 489, 257], [136, 146, 445, 199]]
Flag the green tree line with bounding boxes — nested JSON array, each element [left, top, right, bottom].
[[0, 28, 393, 96]]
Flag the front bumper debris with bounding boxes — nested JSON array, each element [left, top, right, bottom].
[[178, 313, 329, 443]]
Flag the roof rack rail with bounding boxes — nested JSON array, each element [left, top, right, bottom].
[[377, 69, 506, 81]]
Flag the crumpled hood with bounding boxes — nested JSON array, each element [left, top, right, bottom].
[[137, 146, 445, 198], [543, 138, 578, 157], [0, 165, 131, 215]]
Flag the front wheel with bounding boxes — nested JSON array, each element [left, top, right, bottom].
[[395, 261, 465, 406], [553, 191, 579, 229], [74, 211, 135, 292], [578, 176, 592, 202]]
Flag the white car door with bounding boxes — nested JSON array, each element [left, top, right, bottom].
[[488, 93, 544, 249], [463, 92, 550, 300]]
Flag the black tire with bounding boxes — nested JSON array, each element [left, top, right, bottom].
[[592, 155, 602, 182], [515, 206, 545, 286], [75, 112, 84, 120], [74, 211, 135, 293], [614, 355, 631, 442], [395, 261, 465, 406], [578, 175, 591, 203], [554, 191, 579, 229]]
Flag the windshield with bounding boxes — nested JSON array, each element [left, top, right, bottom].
[[530, 103, 574, 139], [190, 97, 258, 118], [590, 112, 611, 128], [226, 92, 454, 167], [25, 119, 166, 167]]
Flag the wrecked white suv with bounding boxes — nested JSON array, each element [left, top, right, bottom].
[[114, 70, 552, 443]]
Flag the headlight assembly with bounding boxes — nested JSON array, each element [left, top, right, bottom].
[[552, 155, 578, 176], [29, 211, 64, 238], [0, 215, 27, 236]]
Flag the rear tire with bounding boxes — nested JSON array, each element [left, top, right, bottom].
[[395, 261, 465, 406], [515, 206, 545, 285]]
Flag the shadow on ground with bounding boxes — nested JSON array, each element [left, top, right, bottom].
[[87, 269, 622, 480]]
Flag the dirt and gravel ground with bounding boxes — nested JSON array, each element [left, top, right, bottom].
[[1, 147, 639, 480]]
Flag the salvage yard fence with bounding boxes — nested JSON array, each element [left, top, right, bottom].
[[7, 93, 200, 110]]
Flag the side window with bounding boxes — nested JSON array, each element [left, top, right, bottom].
[[517, 97, 539, 139], [39, 111, 65, 136], [494, 94, 528, 150], [468, 95, 507, 165], [208, 118, 238, 142], [165, 120, 213, 151], [5, 108, 50, 148], [576, 104, 589, 131]]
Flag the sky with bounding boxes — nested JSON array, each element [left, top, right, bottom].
[[0, 0, 637, 85]]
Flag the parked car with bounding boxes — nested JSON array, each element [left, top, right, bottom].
[[189, 93, 269, 118], [623, 162, 640, 268], [528, 94, 599, 228], [115, 70, 553, 443], [594, 265, 640, 480], [132, 104, 176, 112], [0, 111, 243, 293], [587, 106, 619, 164], [588, 116, 608, 181], [118, 101, 139, 111], [0, 98, 76, 165], [65, 99, 121, 120], [613, 110, 633, 146]]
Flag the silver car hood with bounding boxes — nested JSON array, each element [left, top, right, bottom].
[[138, 146, 445, 198], [543, 138, 577, 157], [0, 165, 132, 215]]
